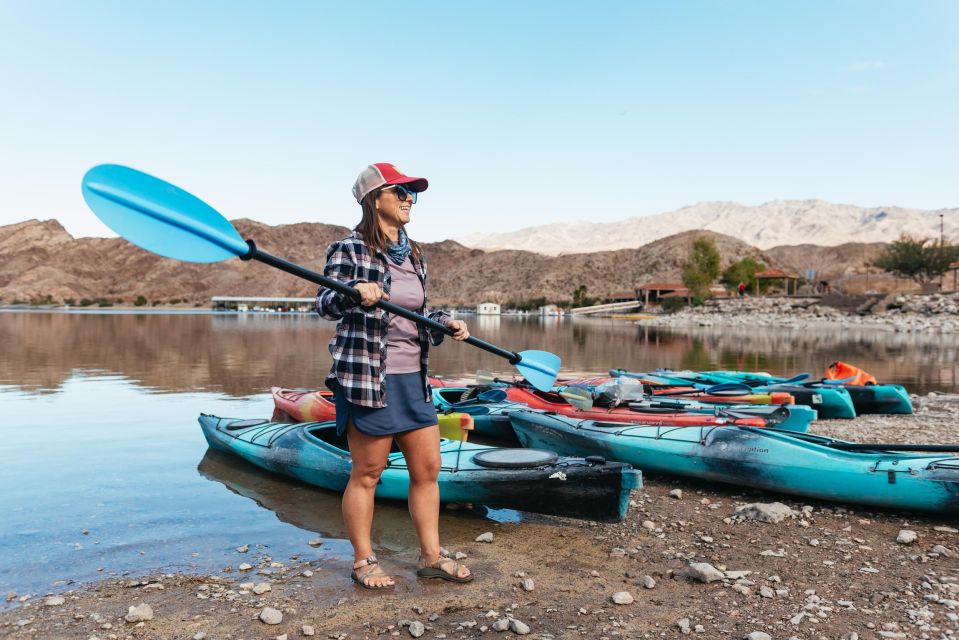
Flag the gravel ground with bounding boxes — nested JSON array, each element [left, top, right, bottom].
[[3, 394, 958, 640]]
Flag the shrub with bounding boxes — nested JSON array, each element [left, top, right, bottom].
[[79, 298, 94, 307], [661, 297, 687, 313], [682, 237, 721, 299], [134, 295, 147, 307], [872, 235, 959, 284]]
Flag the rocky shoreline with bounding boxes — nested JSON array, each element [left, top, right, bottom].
[[639, 293, 959, 334], [3, 395, 958, 640]]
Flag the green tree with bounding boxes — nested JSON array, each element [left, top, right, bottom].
[[681, 237, 722, 299], [872, 235, 959, 284], [572, 285, 593, 307], [134, 295, 148, 306], [720, 257, 766, 292]]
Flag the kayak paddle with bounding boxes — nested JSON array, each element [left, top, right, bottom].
[[81, 164, 561, 391], [475, 370, 594, 410]]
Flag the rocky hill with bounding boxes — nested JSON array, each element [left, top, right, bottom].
[[457, 200, 957, 254], [1, 219, 805, 307]]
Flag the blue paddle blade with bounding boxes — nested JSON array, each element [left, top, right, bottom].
[[478, 389, 508, 402], [81, 164, 250, 263], [779, 373, 810, 384], [515, 350, 560, 392], [702, 382, 754, 394]]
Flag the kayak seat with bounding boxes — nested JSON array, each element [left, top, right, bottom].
[[226, 419, 270, 431]]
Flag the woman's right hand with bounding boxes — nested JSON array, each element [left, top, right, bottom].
[[354, 282, 389, 307]]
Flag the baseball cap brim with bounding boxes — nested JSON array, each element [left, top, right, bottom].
[[386, 176, 428, 193]]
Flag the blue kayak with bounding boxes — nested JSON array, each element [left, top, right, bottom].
[[508, 410, 959, 513], [707, 370, 913, 415], [614, 369, 858, 419], [199, 414, 641, 522]]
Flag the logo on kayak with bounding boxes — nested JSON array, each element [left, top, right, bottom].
[[811, 394, 823, 404], [718, 443, 769, 454]]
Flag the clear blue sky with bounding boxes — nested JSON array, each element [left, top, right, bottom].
[[1, 1, 956, 242]]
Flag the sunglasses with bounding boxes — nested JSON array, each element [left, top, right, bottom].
[[383, 184, 418, 204]]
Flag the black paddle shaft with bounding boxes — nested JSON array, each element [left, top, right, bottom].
[[242, 241, 521, 364]]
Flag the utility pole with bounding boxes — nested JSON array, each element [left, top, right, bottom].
[[941, 213, 945, 291]]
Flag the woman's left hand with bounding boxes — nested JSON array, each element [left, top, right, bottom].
[[446, 319, 470, 341]]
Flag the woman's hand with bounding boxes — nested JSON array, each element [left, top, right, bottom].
[[446, 319, 470, 341], [354, 282, 389, 307]]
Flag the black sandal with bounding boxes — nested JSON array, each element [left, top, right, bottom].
[[350, 555, 395, 590], [416, 556, 474, 583]]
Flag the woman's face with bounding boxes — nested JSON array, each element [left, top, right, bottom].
[[375, 186, 414, 227]]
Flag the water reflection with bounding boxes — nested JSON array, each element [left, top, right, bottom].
[[1, 311, 957, 396]]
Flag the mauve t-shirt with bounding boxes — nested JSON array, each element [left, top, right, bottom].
[[385, 257, 425, 374]]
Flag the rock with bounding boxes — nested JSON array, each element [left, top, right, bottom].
[[896, 530, 918, 545], [302, 570, 314, 577], [642, 575, 656, 589], [475, 532, 494, 543], [302, 625, 315, 636], [680, 562, 725, 583], [668, 489, 683, 499], [43, 596, 65, 606], [253, 582, 271, 595], [238, 563, 253, 571], [733, 502, 797, 523], [677, 618, 691, 634], [124, 603, 154, 623], [408, 621, 425, 638], [612, 591, 634, 604], [521, 578, 534, 591], [277, 635, 288, 640], [236, 544, 249, 553], [193, 632, 206, 640], [641, 520, 656, 530], [932, 545, 953, 557], [759, 586, 775, 598], [509, 619, 530, 635], [745, 633, 771, 640], [259, 607, 283, 625], [308, 538, 323, 547], [492, 618, 509, 632], [454, 551, 468, 560], [723, 571, 752, 580], [934, 525, 959, 533]]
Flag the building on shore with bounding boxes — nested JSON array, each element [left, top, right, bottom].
[[539, 304, 562, 316], [476, 302, 501, 315]]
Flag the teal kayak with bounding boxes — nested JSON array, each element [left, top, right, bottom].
[[433, 387, 816, 442], [708, 370, 913, 415], [617, 369, 858, 419], [431, 387, 521, 441], [199, 414, 641, 522], [508, 410, 959, 513]]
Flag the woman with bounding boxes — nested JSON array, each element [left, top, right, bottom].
[[315, 162, 473, 589]]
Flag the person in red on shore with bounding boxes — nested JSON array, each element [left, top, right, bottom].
[[315, 163, 473, 589], [737, 281, 747, 297]]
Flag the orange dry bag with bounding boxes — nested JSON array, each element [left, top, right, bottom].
[[825, 361, 877, 386]]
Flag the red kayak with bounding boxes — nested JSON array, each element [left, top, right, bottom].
[[502, 386, 769, 428], [272, 387, 336, 423]]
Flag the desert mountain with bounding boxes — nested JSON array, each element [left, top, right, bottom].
[[457, 200, 957, 255], [1, 219, 821, 306]]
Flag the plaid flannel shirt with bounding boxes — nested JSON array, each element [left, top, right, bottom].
[[315, 231, 451, 408]]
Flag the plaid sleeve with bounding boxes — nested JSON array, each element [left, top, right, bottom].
[[425, 309, 452, 346], [315, 240, 365, 320]]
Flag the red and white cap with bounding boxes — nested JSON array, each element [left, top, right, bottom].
[[352, 163, 429, 204]]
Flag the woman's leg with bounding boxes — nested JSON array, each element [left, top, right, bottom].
[[395, 425, 471, 580], [344, 421, 394, 587]]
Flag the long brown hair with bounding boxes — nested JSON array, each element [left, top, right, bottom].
[[356, 187, 422, 260]]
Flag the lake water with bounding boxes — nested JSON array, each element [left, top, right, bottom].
[[2, 310, 958, 598]]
